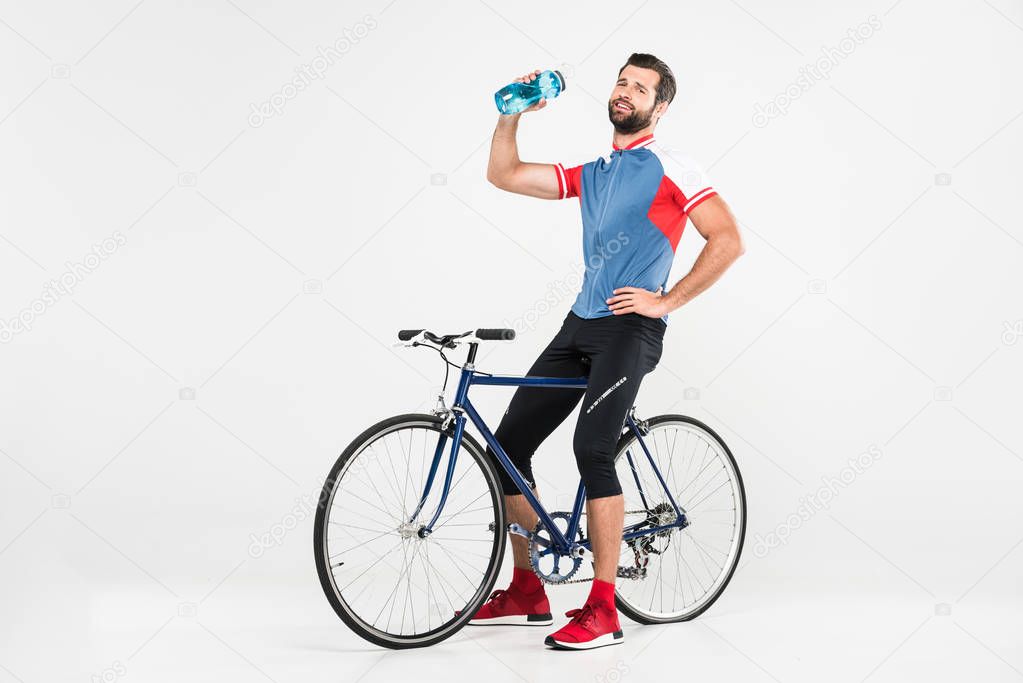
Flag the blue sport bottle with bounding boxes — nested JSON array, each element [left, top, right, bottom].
[[494, 70, 566, 115]]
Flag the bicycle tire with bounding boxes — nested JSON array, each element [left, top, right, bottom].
[[613, 414, 746, 624], [313, 413, 507, 649]]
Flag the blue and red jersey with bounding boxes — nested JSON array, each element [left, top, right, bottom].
[[554, 134, 717, 323]]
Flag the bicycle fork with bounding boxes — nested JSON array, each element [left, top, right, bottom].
[[406, 410, 466, 538]]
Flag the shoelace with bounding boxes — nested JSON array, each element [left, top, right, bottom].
[[487, 589, 509, 607], [564, 604, 597, 632]]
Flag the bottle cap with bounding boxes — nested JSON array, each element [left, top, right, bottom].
[[553, 69, 566, 93]]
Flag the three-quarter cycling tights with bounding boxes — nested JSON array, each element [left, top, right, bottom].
[[486, 311, 665, 500]]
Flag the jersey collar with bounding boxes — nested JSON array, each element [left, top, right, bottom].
[[612, 133, 655, 151]]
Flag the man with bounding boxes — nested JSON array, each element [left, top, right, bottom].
[[479, 53, 744, 650]]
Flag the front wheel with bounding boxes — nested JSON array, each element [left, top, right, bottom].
[[613, 414, 746, 624], [313, 414, 506, 649]]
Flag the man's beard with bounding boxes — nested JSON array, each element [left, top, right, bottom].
[[607, 99, 655, 134]]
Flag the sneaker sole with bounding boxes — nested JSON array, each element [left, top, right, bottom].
[[544, 630, 624, 650], [468, 613, 554, 626]]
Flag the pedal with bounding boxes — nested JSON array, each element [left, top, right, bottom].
[[507, 523, 531, 540]]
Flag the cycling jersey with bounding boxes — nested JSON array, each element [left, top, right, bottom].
[[554, 134, 717, 323]]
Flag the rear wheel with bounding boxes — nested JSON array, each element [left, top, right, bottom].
[[612, 414, 746, 624], [313, 414, 506, 649]]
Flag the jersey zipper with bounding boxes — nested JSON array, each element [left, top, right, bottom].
[[593, 151, 622, 257]]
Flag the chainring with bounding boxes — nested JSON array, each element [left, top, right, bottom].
[[528, 511, 585, 584]]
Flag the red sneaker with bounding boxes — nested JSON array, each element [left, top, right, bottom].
[[544, 601, 624, 650], [466, 586, 553, 626]]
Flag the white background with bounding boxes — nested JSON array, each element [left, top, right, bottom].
[[2, 0, 1022, 681]]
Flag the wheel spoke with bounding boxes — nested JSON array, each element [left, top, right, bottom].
[[316, 420, 501, 643], [613, 418, 744, 621]]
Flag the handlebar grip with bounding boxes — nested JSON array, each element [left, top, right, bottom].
[[397, 329, 424, 341], [475, 328, 516, 341]]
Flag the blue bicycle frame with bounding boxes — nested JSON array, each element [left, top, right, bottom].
[[407, 342, 688, 558]]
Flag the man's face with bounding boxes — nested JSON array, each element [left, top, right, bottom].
[[607, 65, 665, 134]]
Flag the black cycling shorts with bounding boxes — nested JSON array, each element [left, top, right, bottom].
[[486, 311, 665, 499]]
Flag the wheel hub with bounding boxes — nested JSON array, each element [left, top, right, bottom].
[[647, 502, 678, 534], [397, 521, 420, 539]]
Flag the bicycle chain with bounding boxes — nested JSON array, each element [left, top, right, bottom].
[[529, 546, 650, 585], [526, 510, 655, 585]]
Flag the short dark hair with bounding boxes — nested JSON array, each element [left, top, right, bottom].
[[618, 53, 676, 105]]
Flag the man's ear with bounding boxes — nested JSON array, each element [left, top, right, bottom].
[[654, 100, 669, 122]]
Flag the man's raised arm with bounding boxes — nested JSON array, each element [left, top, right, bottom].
[[486, 70, 562, 200]]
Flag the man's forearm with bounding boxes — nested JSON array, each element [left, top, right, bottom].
[[661, 234, 743, 312], [487, 115, 522, 186]]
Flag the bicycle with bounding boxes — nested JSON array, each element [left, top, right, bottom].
[[313, 327, 746, 649]]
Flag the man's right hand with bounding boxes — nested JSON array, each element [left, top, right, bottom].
[[508, 69, 548, 115]]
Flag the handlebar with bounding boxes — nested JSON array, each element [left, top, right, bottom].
[[396, 328, 516, 347], [475, 329, 516, 341]]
